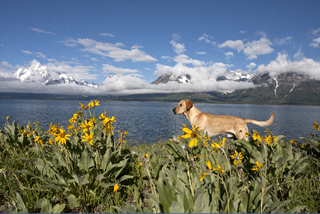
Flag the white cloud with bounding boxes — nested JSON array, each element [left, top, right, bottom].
[[61, 38, 157, 62], [218, 40, 244, 52], [102, 63, 139, 75], [46, 59, 98, 80], [240, 30, 247, 34], [99, 33, 114, 37], [30, 27, 56, 35], [274, 36, 292, 46], [198, 34, 216, 45], [91, 58, 99, 62], [246, 62, 256, 71], [170, 34, 186, 54], [21, 50, 32, 55], [36, 52, 47, 59], [310, 37, 320, 48], [243, 37, 273, 59], [224, 52, 234, 60], [256, 53, 320, 80], [196, 51, 207, 55], [173, 54, 205, 66]]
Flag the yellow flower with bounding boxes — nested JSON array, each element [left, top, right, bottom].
[[181, 127, 200, 148], [252, 161, 263, 171], [301, 143, 307, 148], [213, 165, 225, 173], [114, 183, 119, 192], [137, 162, 143, 168], [313, 121, 319, 131], [245, 131, 250, 137], [310, 132, 314, 139], [33, 121, 39, 125], [144, 153, 149, 159], [290, 139, 296, 144], [34, 136, 43, 145], [79, 102, 88, 110], [82, 132, 94, 146], [206, 160, 212, 170], [99, 113, 106, 120], [49, 138, 54, 145], [80, 120, 94, 133], [230, 150, 244, 165], [211, 137, 226, 149], [252, 132, 262, 142], [200, 172, 208, 181], [92, 100, 100, 108], [55, 129, 71, 145], [21, 129, 31, 137]]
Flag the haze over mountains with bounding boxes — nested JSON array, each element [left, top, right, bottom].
[[1, 59, 319, 105]]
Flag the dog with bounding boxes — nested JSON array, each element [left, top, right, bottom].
[[173, 100, 274, 141]]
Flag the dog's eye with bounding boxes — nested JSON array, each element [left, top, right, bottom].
[[180, 104, 182, 106]]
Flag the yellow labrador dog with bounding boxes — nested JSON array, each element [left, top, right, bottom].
[[173, 100, 274, 141]]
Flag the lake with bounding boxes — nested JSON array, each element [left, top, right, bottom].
[[0, 99, 319, 144]]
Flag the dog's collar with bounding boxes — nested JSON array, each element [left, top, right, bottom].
[[183, 105, 193, 115]]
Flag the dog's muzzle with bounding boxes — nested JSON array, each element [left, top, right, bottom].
[[172, 108, 177, 114]]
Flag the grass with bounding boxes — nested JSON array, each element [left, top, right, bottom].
[[0, 101, 320, 213]]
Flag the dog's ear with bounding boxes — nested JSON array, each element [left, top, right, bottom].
[[185, 100, 193, 111]]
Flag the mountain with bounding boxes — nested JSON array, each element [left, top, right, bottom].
[[151, 73, 192, 84], [151, 71, 252, 85], [13, 61, 99, 88], [232, 72, 320, 105]]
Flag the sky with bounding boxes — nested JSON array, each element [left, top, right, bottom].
[[1, 0, 320, 95]]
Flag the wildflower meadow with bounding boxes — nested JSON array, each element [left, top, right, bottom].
[[0, 101, 320, 213]]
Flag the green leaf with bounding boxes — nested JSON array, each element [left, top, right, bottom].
[[15, 192, 28, 213], [78, 149, 94, 172], [286, 205, 306, 213], [99, 149, 111, 170], [72, 171, 90, 186], [52, 203, 66, 213], [67, 194, 77, 209]]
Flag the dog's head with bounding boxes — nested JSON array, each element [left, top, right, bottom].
[[173, 100, 193, 115]]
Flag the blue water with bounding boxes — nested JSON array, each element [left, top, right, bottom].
[[0, 99, 319, 144]]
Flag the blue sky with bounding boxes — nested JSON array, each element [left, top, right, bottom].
[[1, 0, 320, 94]]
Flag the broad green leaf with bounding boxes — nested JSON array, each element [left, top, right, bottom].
[[99, 149, 111, 170], [67, 194, 77, 209], [78, 149, 94, 172], [15, 192, 28, 213], [52, 203, 66, 213]]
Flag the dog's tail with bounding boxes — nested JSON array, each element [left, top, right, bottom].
[[244, 113, 274, 127]]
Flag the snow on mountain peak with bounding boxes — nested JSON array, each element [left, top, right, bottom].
[[13, 60, 98, 88]]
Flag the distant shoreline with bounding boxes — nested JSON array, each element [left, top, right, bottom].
[[1, 92, 320, 106]]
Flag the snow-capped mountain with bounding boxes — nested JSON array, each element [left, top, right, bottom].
[[13, 61, 99, 88], [151, 73, 191, 85], [151, 71, 252, 85]]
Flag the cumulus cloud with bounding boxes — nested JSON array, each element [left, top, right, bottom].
[[246, 62, 256, 71], [256, 52, 320, 80], [218, 40, 244, 52], [61, 38, 157, 62], [243, 37, 274, 59], [196, 51, 207, 55], [30, 27, 56, 35], [170, 34, 186, 54], [219, 36, 274, 59]]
